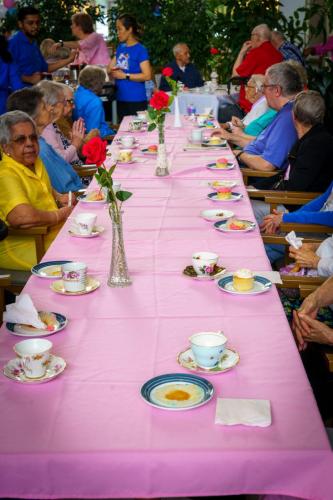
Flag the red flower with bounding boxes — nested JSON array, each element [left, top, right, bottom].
[[162, 67, 173, 77], [210, 47, 219, 55], [149, 91, 170, 110], [82, 137, 107, 166]]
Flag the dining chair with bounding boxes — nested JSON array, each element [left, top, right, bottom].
[[241, 167, 277, 186]]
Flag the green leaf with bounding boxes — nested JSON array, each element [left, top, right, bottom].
[[148, 123, 156, 132], [116, 190, 132, 202]]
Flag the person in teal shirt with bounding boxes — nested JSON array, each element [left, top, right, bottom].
[[243, 108, 277, 136]]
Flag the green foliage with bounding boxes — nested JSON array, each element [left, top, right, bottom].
[[1, 0, 105, 41]]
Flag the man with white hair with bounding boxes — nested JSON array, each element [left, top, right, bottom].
[[271, 30, 304, 65], [159, 43, 203, 91], [232, 24, 283, 114]]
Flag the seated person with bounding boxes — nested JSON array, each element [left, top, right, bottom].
[[261, 180, 333, 265], [7, 86, 83, 193], [74, 65, 114, 138], [0, 110, 73, 270], [288, 236, 333, 278], [37, 81, 85, 165], [159, 43, 203, 91], [215, 62, 303, 175], [0, 35, 23, 115], [252, 90, 333, 224], [271, 30, 305, 65], [216, 75, 277, 147]]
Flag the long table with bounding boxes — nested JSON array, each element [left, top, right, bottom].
[[0, 115, 333, 500]]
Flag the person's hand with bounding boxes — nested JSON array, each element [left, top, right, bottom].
[[71, 119, 85, 149], [56, 193, 77, 208], [232, 126, 244, 135], [29, 72, 43, 84], [289, 246, 320, 269], [292, 289, 321, 350], [110, 69, 126, 80], [260, 210, 283, 234], [297, 313, 333, 346], [67, 49, 77, 63], [50, 42, 61, 55], [231, 116, 244, 128], [59, 205, 74, 221], [240, 40, 252, 55], [211, 129, 230, 140]]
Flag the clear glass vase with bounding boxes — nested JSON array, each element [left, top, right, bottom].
[[155, 121, 169, 177], [173, 95, 182, 128], [107, 206, 132, 287]]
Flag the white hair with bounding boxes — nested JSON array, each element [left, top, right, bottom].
[[173, 43, 188, 57]]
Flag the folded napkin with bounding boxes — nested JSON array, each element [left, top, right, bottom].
[[252, 271, 282, 284], [215, 398, 271, 427], [285, 230, 303, 249], [3, 293, 45, 329]]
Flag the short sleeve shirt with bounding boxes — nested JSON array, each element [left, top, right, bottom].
[[0, 154, 58, 270], [9, 31, 48, 86], [115, 42, 149, 102], [236, 41, 283, 112], [75, 32, 110, 65], [244, 101, 297, 170]]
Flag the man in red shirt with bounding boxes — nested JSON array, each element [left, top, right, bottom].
[[232, 24, 283, 113]]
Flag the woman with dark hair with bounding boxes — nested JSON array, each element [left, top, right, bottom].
[[0, 35, 23, 115], [108, 14, 152, 122]]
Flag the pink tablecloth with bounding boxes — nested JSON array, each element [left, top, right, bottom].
[[0, 116, 332, 500]]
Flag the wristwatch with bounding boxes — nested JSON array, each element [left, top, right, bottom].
[[59, 40, 64, 47], [126, 74, 130, 80]]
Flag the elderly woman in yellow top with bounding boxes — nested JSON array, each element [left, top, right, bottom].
[[0, 110, 74, 270]]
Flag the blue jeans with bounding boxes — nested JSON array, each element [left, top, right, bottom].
[[264, 243, 285, 265]]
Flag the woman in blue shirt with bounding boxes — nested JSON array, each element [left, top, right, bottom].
[[0, 35, 23, 115], [108, 14, 152, 122]]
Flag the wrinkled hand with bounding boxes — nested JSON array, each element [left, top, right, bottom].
[[240, 40, 252, 54], [50, 42, 61, 55], [57, 192, 77, 208], [212, 129, 230, 140], [232, 125, 244, 135], [292, 289, 321, 350], [231, 116, 244, 128], [67, 49, 77, 63], [289, 246, 320, 269], [260, 210, 283, 234], [71, 118, 85, 149], [292, 310, 308, 351], [297, 313, 333, 346]]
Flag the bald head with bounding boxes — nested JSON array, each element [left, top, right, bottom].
[[252, 24, 271, 42]]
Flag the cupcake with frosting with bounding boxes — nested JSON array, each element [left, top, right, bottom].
[[233, 269, 254, 291]]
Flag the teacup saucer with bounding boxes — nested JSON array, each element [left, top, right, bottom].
[[3, 354, 66, 384], [68, 225, 105, 238], [177, 347, 240, 375], [183, 264, 226, 281], [50, 276, 100, 295], [117, 159, 136, 165]]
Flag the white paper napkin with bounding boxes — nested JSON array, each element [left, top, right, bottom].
[[285, 230, 303, 249], [215, 398, 272, 427], [252, 271, 282, 284], [3, 293, 45, 329]]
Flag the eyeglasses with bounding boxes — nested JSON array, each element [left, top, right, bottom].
[[10, 134, 38, 145], [65, 99, 74, 104], [260, 83, 278, 92]]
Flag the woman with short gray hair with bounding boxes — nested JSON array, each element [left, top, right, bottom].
[[0, 110, 73, 271], [74, 65, 114, 138]]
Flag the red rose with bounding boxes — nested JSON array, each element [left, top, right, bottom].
[[210, 47, 219, 55], [149, 90, 170, 110], [162, 67, 173, 77], [82, 137, 107, 166]]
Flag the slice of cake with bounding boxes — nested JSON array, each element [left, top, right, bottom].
[[228, 220, 247, 230], [216, 188, 232, 200], [233, 269, 254, 291], [209, 136, 222, 145], [216, 158, 229, 168]]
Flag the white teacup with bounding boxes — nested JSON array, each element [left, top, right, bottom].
[[191, 128, 202, 144], [118, 149, 133, 162], [136, 110, 147, 121], [192, 251, 219, 276], [129, 119, 143, 131], [120, 135, 135, 148], [14, 338, 52, 378], [190, 332, 227, 368], [73, 212, 97, 235], [61, 262, 87, 293]]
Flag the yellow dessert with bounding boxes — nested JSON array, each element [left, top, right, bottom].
[[228, 220, 247, 230], [216, 188, 232, 200], [86, 191, 104, 202], [209, 136, 222, 145], [233, 269, 254, 291], [216, 157, 229, 168]]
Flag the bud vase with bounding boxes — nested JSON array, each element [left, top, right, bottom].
[[107, 207, 132, 287], [155, 122, 169, 176], [210, 70, 218, 91], [173, 95, 182, 128]]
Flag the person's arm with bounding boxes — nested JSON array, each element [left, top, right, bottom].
[[9, 63, 24, 91], [21, 73, 43, 85], [236, 151, 276, 171], [232, 41, 252, 76], [6, 203, 72, 229], [48, 52, 76, 73], [282, 210, 333, 226], [111, 60, 151, 82]]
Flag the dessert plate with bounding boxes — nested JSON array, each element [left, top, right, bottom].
[[217, 275, 272, 295], [178, 347, 240, 375], [208, 192, 243, 202], [31, 260, 72, 279], [201, 209, 234, 222], [140, 148, 157, 155], [6, 311, 67, 337], [50, 276, 100, 295], [202, 140, 227, 148], [68, 225, 105, 238], [3, 355, 66, 384], [183, 264, 226, 280], [117, 159, 136, 165], [206, 162, 235, 170], [141, 373, 214, 411], [214, 219, 256, 232], [209, 180, 238, 189], [77, 193, 106, 204]]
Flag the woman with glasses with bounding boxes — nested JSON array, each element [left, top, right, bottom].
[[0, 110, 74, 270]]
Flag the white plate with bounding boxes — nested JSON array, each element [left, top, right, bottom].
[[31, 260, 72, 279], [217, 275, 272, 295], [68, 225, 105, 238], [209, 180, 238, 189], [208, 192, 243, 202], [200, 209, 234, 222], [50, 276, 100, 295], [202, 140, 227, 148], [77, 193, 106, 204], [3, 355, 66, 384], [178, 347, 240, 374], [6, 311, 67, 337], [214, 219, 256, 232], [117, 159, 136, 165], [206, 162, 235, 171]]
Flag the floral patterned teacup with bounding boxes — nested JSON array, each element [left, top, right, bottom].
[[61, 262, 87, 293], [192, 251, 219, 276], [72, 213, 97, 235], [190, 332, 227, 369], [14, 338, 52, 378]]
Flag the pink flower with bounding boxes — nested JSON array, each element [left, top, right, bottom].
[[162, 67, 173, 77]]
